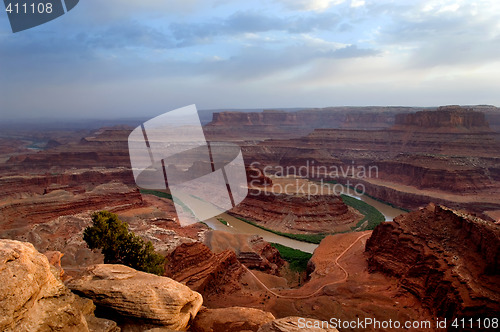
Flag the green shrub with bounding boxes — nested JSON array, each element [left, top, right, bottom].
[[340, 194, 385, 230], [83, 211, 165, 275], [270, 243, 312, 272], [217, 218, 228, 226]]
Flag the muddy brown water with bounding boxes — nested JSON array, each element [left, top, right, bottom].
[[199, 183, 406, 253]]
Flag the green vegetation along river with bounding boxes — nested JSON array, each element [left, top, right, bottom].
[[142, 185, 407, 254]]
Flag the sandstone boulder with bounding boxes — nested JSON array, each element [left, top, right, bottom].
[[0, 239, 89, 332], [73, 295, 120, 332], [191, 306, 275, 332], [258, 317, 339, 332], [68, 264, 203, 331]]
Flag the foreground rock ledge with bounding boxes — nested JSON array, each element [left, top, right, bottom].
[[0, 239, 91, 331], [68, 264, 203, 330], [191, 306, 275, 332], [258, 316, 339, 332]]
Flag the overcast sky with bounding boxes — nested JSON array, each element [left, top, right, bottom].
[[1, 0, 499, 120]]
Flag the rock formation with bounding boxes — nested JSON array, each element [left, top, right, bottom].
[[205, 231, 285, 275], [68, 264, 203, 330], [3, 127, 133, 173], [164, 242, 246, 296], [191, 306, 275, 332], [229, 189, 360, 234], [247, 165, 273, 187], [0, 239, 117, 332], [43, 250, 65, 279], [366, 204, 500, 321], [394, 106, 491, 132], [0, 183, 143, 227], [240, 107, 500, 214], [205, 107, 420, 141], [258, 317, 339, 332]]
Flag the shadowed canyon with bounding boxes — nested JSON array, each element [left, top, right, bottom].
[[1, 105, 499, 331]]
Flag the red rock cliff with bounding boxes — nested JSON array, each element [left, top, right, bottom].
[[394, 106, 491, 131], [366, 204, 500, 321]]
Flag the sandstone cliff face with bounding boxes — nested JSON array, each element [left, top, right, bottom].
[[240, 108, 500, 213], [0, 168, 136, 199], [0, 183, 143, 228], [229, 189, 360, 234], [366, 204, 500, 320], [68, 264, 203, 331], [394, 106, 491, 131], [208, 107, 415, 130], [3, 128, 133, 173], [164, 242, 245, 297], [0, 239, 115, 332], [205, 107, 416, 141]]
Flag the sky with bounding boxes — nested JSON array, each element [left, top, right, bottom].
[[1, 0, 500, 120]]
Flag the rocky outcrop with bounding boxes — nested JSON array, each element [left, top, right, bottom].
[[394, 106, 491, 131], [4, 128, 133, 173], [43, 250, 65, 279], [0, 168, 136, 199], [337, 176, 500, 215], [366, 204, 500, 320], [164, 242, 245, 296], [258, 317, 339, 332], [247, 166, 273, 187], [207, 107, 416, 132], [68, 264, 203, 331], [73, 296, 120, 332], [0, 239, 111, 332], [243, 237, 285, 274], [239, 107, 500, 213], [229, 189, 360, 234], [191, 307, 275, 332], [205, 231, 285, 275], [205, 107, 423, 143], [0, 183, 144, 228]]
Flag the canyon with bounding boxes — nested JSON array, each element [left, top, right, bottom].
[[234, 106, 500, 219], [0, 105, 499, 330]]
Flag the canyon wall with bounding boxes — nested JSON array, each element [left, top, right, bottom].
[[229, 189, 360, 234], [239, 107, 500, 214], [394, 105, 491, 131], [366, 204, 500, 320]]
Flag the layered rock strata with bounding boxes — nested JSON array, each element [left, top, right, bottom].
[[366, 204, 500, 320], [164, 242, 246, 296], [229, 189, 360, 234]]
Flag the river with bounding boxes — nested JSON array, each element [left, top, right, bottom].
[[199, 183, 407, 254]]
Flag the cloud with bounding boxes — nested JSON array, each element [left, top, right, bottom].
[[170, 10, 341, 46], [1, 0, 500, 120], [276, 0, 345, 12], [373, 0, 500, 67], [325, 44, 380, 58], [84, 20, 174, 50]]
